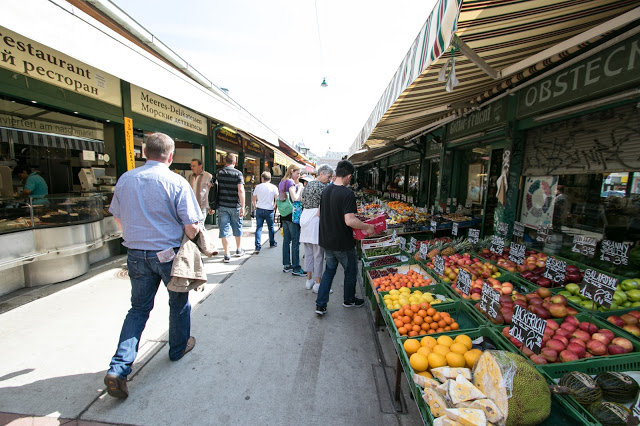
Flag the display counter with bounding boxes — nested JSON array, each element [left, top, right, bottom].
[[0, 193, 122, 295]]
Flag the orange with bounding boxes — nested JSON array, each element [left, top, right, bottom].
[[398, 327, 407, 335], [446, 352, 466, 368], [420, 336, 438, 348], [427, 352, 447, 369], [408, 330, 418, 337], [416, 371, 433, 379], [449, 342, 468, 355], [432, 312, 441, 322], [401, 316, 411, 324], [424, 316, 433, 324], [411, 304, 420, 313], [430, 322, 439, 330], [417, 309, 427, 318], [432, 344, 450, 356], [421, 323, 430, 331], [450, 322, 459, 330], [412, 325, 421, 333], [417, 346, 432, 357], [464, 349, 483, 369], [436, 335, 454, 347], [413, 316, 424, 325], [426, 308, 436, 316], [403, 338, 422, 355], [454, 335, 473, 351], [410, 353, 429, 372]]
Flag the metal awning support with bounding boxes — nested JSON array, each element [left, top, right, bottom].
[[453, 35, 499, 80]]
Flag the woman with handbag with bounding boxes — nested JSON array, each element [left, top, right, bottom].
[[277, 164, 305, 276]]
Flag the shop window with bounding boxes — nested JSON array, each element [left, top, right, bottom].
[[244, 156, 259, 185], [407, 163, 420, 198]]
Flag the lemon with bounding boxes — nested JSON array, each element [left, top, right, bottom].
[[415, 371, 433, 379], [436, 335, 454, 347], [389, 289, 400, 295], [446, 352, 466, 368], [464, 349, 483, 369], [410, 353, 429, 372], [403, 339, 422, 355], [449, 342, 468, 355], [417, 346, 432, 357], [454, 334, 473, 351], [420, 336, 438, 348], [432, 344, 450, 356], [428, 352, 447, 369], [399, 287, 411, 294]]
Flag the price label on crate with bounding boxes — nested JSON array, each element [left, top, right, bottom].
[[490, 235, 505, 255], [496, 222, 509, 237], [468, 228, 480, 245], [536, 224, 552, 243], [479, 282, 500, 320], [571, 235, 597, 258], [408, 237, 417, 253], [509, 242, 526, 265], [509, 305, 547, 355], [392, 230, 398, 243], [600, 240, 630, 266], [579, 269, 618, 309], [430, 220, 437, 233], [513, 221, 525, 238], [457, 268, 472, 296], [418, 242, 429, 260], [543, 257, 567, 284], [633, 394, 640, 426], [398, 236, 407, 251], [452, 222, 459, 237], [433, 255, 445, 277]]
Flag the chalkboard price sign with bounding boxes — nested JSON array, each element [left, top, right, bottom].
[[513, 221, 525, 238], [452, 222, 459, 236], [398, 237, 407, 251], [509, 242, 526, 265], [434, 255, 445, 277], [479, 282, 500, 320], [457, 268, 472, 296], [509, 305, 547, 355], [419, 242, 429, 260], [543, 257, 567, 284], [408, 237, 418, 253], [496, 222, 508, 237], [600, 240, 630, 266], [580, 269, 618, 309], [490, 235, 505, 256], [571, 235, 597, 258], [392, 230, 398, 243], [430, 220, 437, 233], [536, 224, 552, 243], [468, 228, 480, 245]]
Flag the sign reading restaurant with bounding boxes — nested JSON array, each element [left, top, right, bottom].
[[130, 85, 207, 136], [517, 34, 640, 117], [0, 26, 121, 106]]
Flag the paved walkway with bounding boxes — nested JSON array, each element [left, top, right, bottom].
[[0, 224, 422, 426]]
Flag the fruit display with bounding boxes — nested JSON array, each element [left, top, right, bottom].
[[605, 310, 640, 338], [519, 263, 584, 288], [367, 267, 398, 279], [595, 371, 640, 403], [557, 277, 640, 311], [412, 237, 451, 261], [382, 287, 454, 310], [414, 349, 552, 425], [363, 245, 400, 259], [391, 304, 461, 336], [441, 213, 472, 222], [369, 255, 402, 267], [474, 287, 578, 325], [425, 238, 472, 260], [371, 268, 433, 292], [403, 334, 480, 373], [424, 252, 502, 284], [452, 277, 517, 301], [502, 316, 636, 365]]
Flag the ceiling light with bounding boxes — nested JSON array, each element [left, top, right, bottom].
[[321, 78, 328, 87], [31, 100, 37, 104]]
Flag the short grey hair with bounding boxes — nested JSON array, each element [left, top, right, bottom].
[[317, 164, 333, 177], [145, 133, 174, 161]]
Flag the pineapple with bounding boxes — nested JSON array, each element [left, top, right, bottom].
[[441, 237, 466, 257], [427, 240, 444, 259], [440, 242, 456, 257]]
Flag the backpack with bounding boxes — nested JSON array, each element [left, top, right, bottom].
[[208, 174, 219, 210]]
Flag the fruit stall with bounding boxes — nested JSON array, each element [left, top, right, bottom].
[[357, 228, 640, 426]]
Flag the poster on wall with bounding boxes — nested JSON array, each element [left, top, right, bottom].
[[520, 176, 557, 229], [467, 163, 483, 204]]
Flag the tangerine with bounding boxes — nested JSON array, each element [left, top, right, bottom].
[[409, 353, 429, 372], [403, 338, 422, 355], [420, 336, 437, 348]]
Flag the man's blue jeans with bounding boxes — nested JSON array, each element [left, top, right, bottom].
[[254, 208, 275, 250], [281, 220, 300, 268], [316, 247, 357, 308], [107, 249, 191, 379]]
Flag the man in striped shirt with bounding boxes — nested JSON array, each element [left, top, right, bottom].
[[214, 153, 245, 263]]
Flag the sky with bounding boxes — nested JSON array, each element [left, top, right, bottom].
[[112, 0, 436, 157]]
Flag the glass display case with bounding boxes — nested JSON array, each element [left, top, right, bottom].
[[0, 199, 33, 233]]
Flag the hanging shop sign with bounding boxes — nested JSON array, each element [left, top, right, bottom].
[[130, 85, 207, 136], [0, 26, 121, 106], [0, 112, 103, 140], [446, 98, 507, 140], [245, 139, 263, 155], [124, 117, 135, 171], [517, 34, 640, 118], [215, 127, 242, 148]]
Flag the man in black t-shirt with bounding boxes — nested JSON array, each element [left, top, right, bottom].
[[315, 160, 375, 315], [213, 153, 245, 263]]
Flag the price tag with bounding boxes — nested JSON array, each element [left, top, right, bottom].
[[479, 282, 500, 320], [513, 221, 524, 238], [496, 222, 509, 237], [433, 255, 445, 277], [543, 257, 567, 284], [465, 199, 472, 208], [407, 237, 417, 253], [453, 198, 457, 206], [509, 242, 526, 265], [600, 240, 630, 266], [392, 230, 398, 243], [430, 220, 437, 233], [457, 268, 472, 296], [438, 205, 444, 214], [452, 222, 459, 237], [509, 305, 547, 355], [579, 269, 618, 309], [571, 235, 597, 258], [419, 243, 429, 260], [430, 206, 435, 215], [468, 228, 480, 245], [490, 235, 505, 256], [398, 236, 406, 251], [536, 224, 551, 243]]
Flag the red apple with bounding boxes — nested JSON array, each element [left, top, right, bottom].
[[536, 287, 552, 298], [611, 337, 633, 353], [560, 323, 576, 333], [563, 316, 580, 327], [549, 304, 568, 318], [598, 329, 615, 341], [550, 294, 568, 306], [541, 348, 558, 363], [571, 329, 591, 343], [530, 306, 551, 319], [555, 328, 571, 338], [586, 340, 607, 356], [556, 336, 569, 347], [545, 319, 560, 331], [621, 314, 639, 326], [623, 324, 640, 337], [509, 336, 523, 348], [590, 333, 611, 346], [502, 326, 510, 337], [607, 345, 629, 355], [567, 342, 586, 358], [584, 352, 594, 358], [546, 339, 566, 352], [627, 311, 640, 320], [566, 307, 579, 316], [522, 347, 534, 358], [607, 316, 626, 327], [579, 322, 599, 334], [530, 354, 548, 365], [559, 350, 579, 362], [569, 338, 586, 348]]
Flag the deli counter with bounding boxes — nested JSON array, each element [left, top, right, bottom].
[[0, 193, 122, 295]]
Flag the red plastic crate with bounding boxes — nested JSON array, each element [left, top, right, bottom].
[[353, 215, 387, 240]]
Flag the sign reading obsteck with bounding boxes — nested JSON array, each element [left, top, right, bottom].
[[468, 228, 480, 245], [580, 269, 618, 309], [434, 255, 445, 277], [513, 221, 525, 238], [509, 305, 547, 355], [509, 242, 526, 265], [452, 222, 459, 236], [543, 257, 567, 284], [479, 282, 500, 320], [457, 268, 472, 296]]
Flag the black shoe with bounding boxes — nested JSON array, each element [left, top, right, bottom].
[[254, 248, 260, 254], [283, 265, 293, 273], [343, 298, 365, 308], [270, 242, 278, 248], [223, 255, 231, 263], [104, 374, 129, 398], [291, 267, 306, 277], [315, 305, 327, 315]]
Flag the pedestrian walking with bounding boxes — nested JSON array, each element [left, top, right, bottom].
[[299, 165, 333, 292], [252, 171, 279, 253], [188, 158, 213, 221], [315, 160, 374, 316], [213, 153, 246, 263], [104, 132, 201, 398], [278, 163, 305, 276]]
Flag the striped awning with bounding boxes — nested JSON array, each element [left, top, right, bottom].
[[0, 127, 104, 153], [350, 0, 640, 156]]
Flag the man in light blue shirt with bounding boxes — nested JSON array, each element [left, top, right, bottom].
[[16, 165, 48, 204], [104, 132, 201, 399]]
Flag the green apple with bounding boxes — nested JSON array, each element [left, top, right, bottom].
[[558, 291, 572, 298], [581, 300, 596, 309], [609, 302, 619, 311], [628, 289, 640, 302], [568, 296, 583, 304], [613, 293, 625, 306], [632, 301, 640, 307], [565, 283, 581, 295], [614, 290, 628, 302], [620, 278, 639, 292], [623, 301, 632, 308]]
